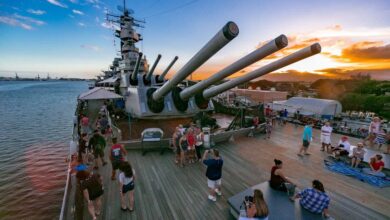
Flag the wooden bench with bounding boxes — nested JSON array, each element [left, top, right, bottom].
[[227, 181, 323, 220]]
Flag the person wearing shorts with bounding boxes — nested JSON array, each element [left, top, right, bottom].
[[179, 133, 188, 166], [172, 127, 182, 165], [118, 161, 136, 211], [77, 170, 104, 220], [320, 122, 332, 152], [89, 130, 107, 169], [110, 138, 127, 180], [298, 122, 313, 156], [351, 143, 365, 168], [202, 149, 223, 202]]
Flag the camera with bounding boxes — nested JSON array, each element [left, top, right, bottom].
[[244, 195, 254, 203]]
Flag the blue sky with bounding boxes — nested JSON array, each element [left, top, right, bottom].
[[0, 0, 389, 80]]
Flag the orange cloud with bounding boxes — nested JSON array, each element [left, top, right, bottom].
[[341, 41, 390, 61]]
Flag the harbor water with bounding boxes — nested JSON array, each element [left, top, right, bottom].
[[0, 81, 87, 220]]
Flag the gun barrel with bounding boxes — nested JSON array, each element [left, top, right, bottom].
[[152, 21, 239, 101], [131, 52, 143, 81], [158, 56, 178, 81], [202, 43, 321, 99], [179, 34, 288, 100], [146, 54, 162, 80]]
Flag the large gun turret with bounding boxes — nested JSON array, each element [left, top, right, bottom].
[[157, 56, 179, 82], [147, 21, 239, 113], [200, 43, 321, 103], [144, 54, 161, 84], [130, 52, 143, 85], [179, 34, 288, 101]]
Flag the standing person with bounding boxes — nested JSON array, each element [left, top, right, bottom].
[[81, 114, 90, 134], [99, 115, 109, 134], [244, 189, 269, 219], [179, 132, 188, 166], [253, 116, 260, 128], [172, 127, 182, 165], [202, 149, 223, 202], [110, 138, 127, 180], [78, 133, 88, 164], [187, 128, 196, 163], [364, 117, 381, 147], [265, 105, 272, 118], [105, 125, 113, 142], [283, 109, 288, 125], [118, 162, 136, 212], [195, 127, 204, 162], [88, 130, 108, 169], [265, 119, 272, 139], [320, 122, 333, 152], [269, 159, 296, 198], [292, 180, 330, 218], [375, 128, 387, 149], [351, 143, 366, 168], [76, 170, 104, 220], [298, 122, 313, 156]]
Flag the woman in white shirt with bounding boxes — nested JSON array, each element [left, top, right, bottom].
[[118, 162, 136, 211]]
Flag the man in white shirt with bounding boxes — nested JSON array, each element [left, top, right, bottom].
[[320, 122, 333, 152]]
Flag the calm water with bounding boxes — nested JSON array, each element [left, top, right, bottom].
[[0, 81, 87, 220]]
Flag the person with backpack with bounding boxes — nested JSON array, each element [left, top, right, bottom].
[[118, 161, 136, 212], [110, 138, 127, 180], [88, 130, 107, 169], [76, 170, 104, 220]]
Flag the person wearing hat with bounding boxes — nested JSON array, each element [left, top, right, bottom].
[[332, 136, 351, 159]]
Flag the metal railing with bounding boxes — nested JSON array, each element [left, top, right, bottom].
[[59, 116, 78, 220]]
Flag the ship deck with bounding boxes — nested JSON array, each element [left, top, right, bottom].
[[70, 123, 390, 220]]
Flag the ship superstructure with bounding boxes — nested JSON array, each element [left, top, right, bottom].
[[103, 2, 321, 120]]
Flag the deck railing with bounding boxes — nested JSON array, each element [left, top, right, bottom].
[[59, 119, 78, 220]]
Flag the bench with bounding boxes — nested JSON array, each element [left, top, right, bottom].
[[228, 181, 323, 220]]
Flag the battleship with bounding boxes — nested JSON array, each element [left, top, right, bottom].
[[60, 1, 389, 220]]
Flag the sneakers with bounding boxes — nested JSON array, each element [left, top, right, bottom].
[[208, 195, 216, 202], [215, 189, 222, 196]]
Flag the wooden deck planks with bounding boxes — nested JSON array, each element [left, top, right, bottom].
[[77, 123, 390, 220]]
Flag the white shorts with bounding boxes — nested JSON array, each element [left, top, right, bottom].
[[321, 135, 331, 144], [207, 179, 221, 188]]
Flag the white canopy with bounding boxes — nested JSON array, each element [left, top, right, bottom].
[[272, 97, 342, 117], [78, 87, 122, 100], [96, 76, 119, 85]]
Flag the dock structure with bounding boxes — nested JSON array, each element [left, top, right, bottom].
[[68, 123, 390, 220]]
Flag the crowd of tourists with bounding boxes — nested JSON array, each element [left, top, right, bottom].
[[69, 102, 389, 220], [172, 123, 205, 167], [71, 104, 135, 220]]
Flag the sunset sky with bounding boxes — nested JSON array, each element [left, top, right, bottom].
[[0, 0, 389, 81]]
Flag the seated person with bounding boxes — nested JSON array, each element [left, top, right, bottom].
[[269, 159, 296, 197], [332, 136, 350, 158], [351, 143, 366, 168], [292, 180, 330, 218], [363, 154, 386, 177], [241, 189, 269, 220]]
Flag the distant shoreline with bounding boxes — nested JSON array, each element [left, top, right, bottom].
[[0, 78, 90, 82]]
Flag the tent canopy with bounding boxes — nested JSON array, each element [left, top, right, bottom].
[[272, 97, 342, 117], [96, 76, 119, 85], [78, 87, 122, 100]]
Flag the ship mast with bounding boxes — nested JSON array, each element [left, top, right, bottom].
[[106, 0, 147, 94]]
